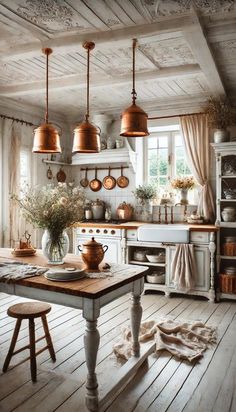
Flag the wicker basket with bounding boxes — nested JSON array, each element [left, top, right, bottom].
[[220, 274, 236, 293], [222, 243, 236, 256]]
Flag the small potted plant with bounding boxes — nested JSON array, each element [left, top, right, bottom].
[[133, 185, 156, 221], [204, 97, 236, 143], [133, 184, 156, 205]]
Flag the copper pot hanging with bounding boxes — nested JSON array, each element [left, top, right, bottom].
[[89, 168, 102, 192], [103, 167, 116, 190], [117, 166, 129, 188]]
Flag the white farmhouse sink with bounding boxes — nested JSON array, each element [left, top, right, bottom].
[[137, 224, 189, 243]]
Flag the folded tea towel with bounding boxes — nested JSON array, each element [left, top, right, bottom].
[[171, 244, 196, 291], [0, 261, 48, 282], [113, 319, 217, 363]]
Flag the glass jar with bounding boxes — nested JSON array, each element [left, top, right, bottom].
[[42, 229, 69, 264]]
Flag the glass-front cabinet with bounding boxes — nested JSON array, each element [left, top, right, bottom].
[[212, 142, 236, 300]]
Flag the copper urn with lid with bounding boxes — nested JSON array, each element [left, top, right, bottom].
[[78, 237, 108, 270]]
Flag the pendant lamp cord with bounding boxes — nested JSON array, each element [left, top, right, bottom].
[[43, 48, 52, 124], [86, 46, 90, 121], [132, 38, 137, 104]]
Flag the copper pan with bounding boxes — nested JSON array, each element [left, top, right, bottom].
[[117, 166, 129, 188], [80, 168, 89, 188], [103, 167, 116, 190], [89, 168, 102, 192]]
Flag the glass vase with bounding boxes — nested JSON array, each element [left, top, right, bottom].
[[42, 229, 69, 264], [180, 189, 189, 205]]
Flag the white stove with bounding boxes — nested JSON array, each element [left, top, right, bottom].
[[74, 226, 123, 264], [77, 226, 122, 238]]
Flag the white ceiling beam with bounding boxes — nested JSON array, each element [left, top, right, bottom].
[[183, 8, 226, 97], [0, 64, 201, 96], [1, 14, 195, 61]]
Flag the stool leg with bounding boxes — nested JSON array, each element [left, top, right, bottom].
[[2, 318, 22, 372], [41, 314, 56, 362], [29, 318, 37, 382]]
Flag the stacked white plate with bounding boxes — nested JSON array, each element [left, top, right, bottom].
[[44, 268, 85, 282]]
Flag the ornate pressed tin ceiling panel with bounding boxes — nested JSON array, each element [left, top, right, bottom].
[[140, 38, 196, 67], [137, 0, 236, 18], [0, 0, 235, 117], [1, 0, 90, 33]]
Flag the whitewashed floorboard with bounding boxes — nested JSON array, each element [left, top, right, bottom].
[[0, 292, 235, 412]]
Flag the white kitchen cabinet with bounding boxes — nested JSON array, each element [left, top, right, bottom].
[[127, 230, 216, 301], [166, 244, 210, 292], [212, 142, 236, 301]]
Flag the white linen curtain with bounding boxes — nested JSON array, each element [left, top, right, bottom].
[[0, 118, 36, 247], [180, 114, 215, 222]]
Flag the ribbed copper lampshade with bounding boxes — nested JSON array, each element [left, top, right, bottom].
[[33, 123, 61, 153], [32, 48, 61, 154], [120, 102, 149, 137], [120, 39, 149, 138], [72, 119, 100, 153], [72, 41, 100, 153]]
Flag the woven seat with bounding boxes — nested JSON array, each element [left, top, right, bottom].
[[3, 301, 56, 382]]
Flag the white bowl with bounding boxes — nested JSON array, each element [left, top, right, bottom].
[[146, 254, 165, 263], [146, 274, 165, 284]]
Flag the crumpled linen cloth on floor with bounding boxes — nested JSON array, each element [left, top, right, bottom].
[[113, 319, 217, 363], [171, 244, 197, 291], [0, 261, 48, 282]]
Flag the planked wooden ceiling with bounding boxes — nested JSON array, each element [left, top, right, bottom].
[[0, 0, 235, 121]]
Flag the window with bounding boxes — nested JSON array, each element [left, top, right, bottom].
[[144, 124, 195, 203], [20, 149, 31, 189]]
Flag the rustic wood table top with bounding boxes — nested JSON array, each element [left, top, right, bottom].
[[0, 248, 148, 299]]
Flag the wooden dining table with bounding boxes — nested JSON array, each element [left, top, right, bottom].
[[0, 249, 151, 411]]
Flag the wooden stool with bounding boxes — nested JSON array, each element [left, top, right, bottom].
[[2, 301, 56, 382]]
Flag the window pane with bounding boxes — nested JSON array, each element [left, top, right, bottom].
[[20, 150, 30, 190], [174, 135, 191, 177]]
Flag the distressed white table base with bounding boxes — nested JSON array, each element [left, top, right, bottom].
[[0, 276, 148, 412]]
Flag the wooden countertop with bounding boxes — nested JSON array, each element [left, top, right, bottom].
[[74, 221, 218, 232]]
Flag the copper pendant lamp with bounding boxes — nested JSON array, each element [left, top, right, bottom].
[[120, 39, 149, 137], [72, 42, 101, 153], [32, 48, 61, 153]]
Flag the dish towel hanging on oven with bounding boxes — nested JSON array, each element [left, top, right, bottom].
[[171, 243, 196, 291]]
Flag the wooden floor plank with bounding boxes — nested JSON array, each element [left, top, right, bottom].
[[167, 304, 236, 412], [0, 293, 235, 412], [183, 313, 236, 412]]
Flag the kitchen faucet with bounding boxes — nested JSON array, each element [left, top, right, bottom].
[[163, 204, 174, 224]]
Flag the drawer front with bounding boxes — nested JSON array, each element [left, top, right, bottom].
[[190, 231, 210, 244], [126, 229, 137, 240]]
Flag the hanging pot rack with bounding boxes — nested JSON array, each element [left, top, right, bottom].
[[80, 166, 129, 171]]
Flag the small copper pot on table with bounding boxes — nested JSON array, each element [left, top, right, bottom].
[[78, 237, 108, 271]]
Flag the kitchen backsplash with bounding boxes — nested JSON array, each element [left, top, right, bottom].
[[81, 167, 136, 218], [81, 169, 197, 222]]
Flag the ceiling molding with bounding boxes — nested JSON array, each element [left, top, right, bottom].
[[1, 14, 195, 61], [183, 9, 226, 97], [0, 64, 201, 96], [65, 94, 209, 122]]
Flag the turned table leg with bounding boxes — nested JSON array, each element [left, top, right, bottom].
[[130, 279, 144, 357], [83, 299, 100, 411]]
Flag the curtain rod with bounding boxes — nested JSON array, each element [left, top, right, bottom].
[[0, 113, 36, 127], [148, 112, 205, 120]]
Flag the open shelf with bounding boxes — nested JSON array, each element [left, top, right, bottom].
[[221, 175, 236, 178], [130, 260, 166, 267], [220, 255, 236, 260]]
